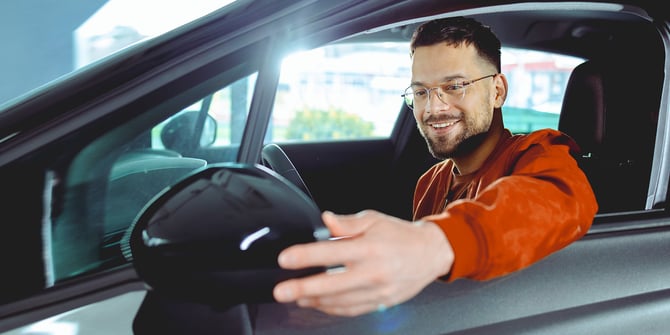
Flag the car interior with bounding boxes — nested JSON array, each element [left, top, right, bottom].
[[559, 57, 662, 213]]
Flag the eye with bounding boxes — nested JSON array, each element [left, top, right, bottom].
[[414, 89, 429, 98], [443, 82, 466, 91]]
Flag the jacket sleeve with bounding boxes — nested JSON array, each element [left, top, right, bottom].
[[420, 134, 598, 281]]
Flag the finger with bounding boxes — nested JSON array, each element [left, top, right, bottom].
[[321, 210, 376, 237], [278, 237, 363, 270], [312, 301, 390, 317], [274, 262, 371, 302], [296, 285, 387, 310]]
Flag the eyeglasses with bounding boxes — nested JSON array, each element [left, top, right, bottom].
[[401, 74, 497, 110]]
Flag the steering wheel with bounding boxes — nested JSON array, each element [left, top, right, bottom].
[[261, 143, 314, 200]]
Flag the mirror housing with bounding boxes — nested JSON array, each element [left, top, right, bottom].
[[124, 163, 330, 306], [160, 110, 217, 154]]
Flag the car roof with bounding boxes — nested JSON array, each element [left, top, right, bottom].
[[344, 4, 658, 58]]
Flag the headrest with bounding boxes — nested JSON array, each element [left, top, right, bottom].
[[559, 56, 662, 159], [558, 60, 606, 155]]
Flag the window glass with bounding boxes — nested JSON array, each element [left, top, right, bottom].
[[153, 74, 257, 148], [502, 47, 584, 133], [49, 73, 256, 284], [75, 0, 235, 68], [271, 43, 411, 142], [271, 43, 584, 142], [0, 0, 235, 108]]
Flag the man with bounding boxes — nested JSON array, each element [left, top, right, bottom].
[[273, 16, 598, 317]]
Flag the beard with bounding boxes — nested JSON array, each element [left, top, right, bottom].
[[424, 129, 489, 160], [419, 103, 494, 160]]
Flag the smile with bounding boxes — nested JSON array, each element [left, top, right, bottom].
[[431, 120, 458, 128]]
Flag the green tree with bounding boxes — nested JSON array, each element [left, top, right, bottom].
[[286, 108, 374, 140]]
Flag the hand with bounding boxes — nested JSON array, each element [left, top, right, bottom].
[[272, 210, 454, 316]]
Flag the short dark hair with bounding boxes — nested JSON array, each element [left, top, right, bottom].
[[410, 16, 501, 72]]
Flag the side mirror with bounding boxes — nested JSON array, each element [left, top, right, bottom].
[[160, 111, 217, 154], [124, 163, 330, 306]]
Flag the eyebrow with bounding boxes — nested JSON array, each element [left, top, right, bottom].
[[410, 75, 467, 87]]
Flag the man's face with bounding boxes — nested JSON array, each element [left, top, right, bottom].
[[410, 43, 497, 160]]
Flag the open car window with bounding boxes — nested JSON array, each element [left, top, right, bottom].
[[270, 42, 584, 143], [271, 42, 410, 141], [502, 47, 584, 133]]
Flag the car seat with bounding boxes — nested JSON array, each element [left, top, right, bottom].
[[558, 57, 662, 213]]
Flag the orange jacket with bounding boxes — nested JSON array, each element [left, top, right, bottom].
[[413, 129, 598, 281]]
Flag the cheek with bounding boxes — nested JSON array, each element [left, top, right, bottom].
[[463, 92, 493, 125], [479, 87, 497, 111]]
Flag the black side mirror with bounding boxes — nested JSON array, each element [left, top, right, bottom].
[[124, 163, 330, 306], [160, 111, 218, 154]]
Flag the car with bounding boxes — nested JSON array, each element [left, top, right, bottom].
[[1, 0, 670, 334]]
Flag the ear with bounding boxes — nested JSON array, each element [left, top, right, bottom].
[[493, 73, 508, 108]]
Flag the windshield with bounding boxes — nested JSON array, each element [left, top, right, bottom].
[[0, 0, 235, 108]]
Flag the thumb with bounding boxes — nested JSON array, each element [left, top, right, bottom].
[[321, 210, 373, 238]]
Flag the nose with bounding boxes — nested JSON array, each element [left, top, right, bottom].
[[425, 87, 450, 112]]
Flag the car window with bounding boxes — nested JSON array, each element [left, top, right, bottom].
[[502, 47, 584, 133], [270, 43, 410, 142], [48, 72, 256, 285], [271, 43, 583, 142], [152, 74, 258, 148], [0, 0, 261, 309], [0, 0, 235, 108]]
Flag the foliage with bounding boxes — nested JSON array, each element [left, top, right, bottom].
[[503, 106, 560, 134], [286, 108, 374, 140]]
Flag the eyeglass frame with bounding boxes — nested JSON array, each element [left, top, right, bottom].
[[401, 74, 498, 110]]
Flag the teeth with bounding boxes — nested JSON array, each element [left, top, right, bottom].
[[432, 121, 457, 128]]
